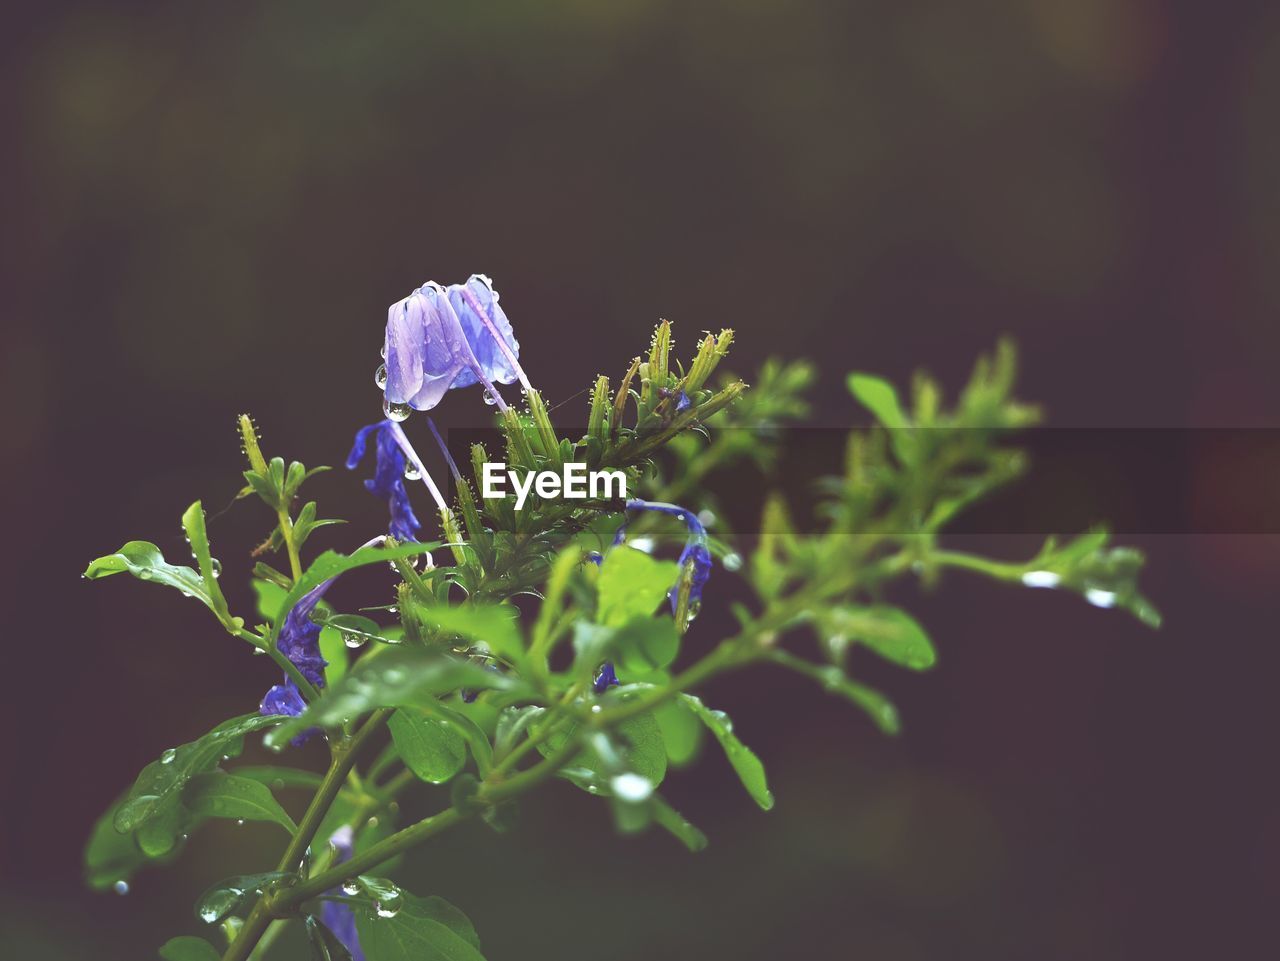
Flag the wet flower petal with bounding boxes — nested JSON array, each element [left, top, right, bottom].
[[347, 420, 422, 543], [319, 826, 364, 961], [446, 274, 525, 389]]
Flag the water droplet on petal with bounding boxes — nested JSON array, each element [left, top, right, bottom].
[[403, 461, 422, 481], [374, 364, 389, 389], [383, 398, 412, 422]]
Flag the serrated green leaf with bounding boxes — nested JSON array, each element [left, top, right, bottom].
[[158, 936, 222, 961], [355, 894, 485, 961], [265, 650, 520, 748], [182, 772, 298, 834], [681, 694, 773, 810], [597, 548, 679, 628], [389, 709, 467, 784]]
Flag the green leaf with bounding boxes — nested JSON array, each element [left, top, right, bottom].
[[597, 548, 680, 628], [306, 915, 356, 961], [233, 766, 324, 791], [84, 542, 237, 628], [823, 605, 936, 670], [389, 709, 467, 784], [847, 373, 908, 429], [84, 795, 163, 891], [158, 936, 221, 961], [613, 617, 680, 676], [181, 772, 298, 834], [817, 669, 901, 734], [416, 604, 523, 660], [651, 795, 709, 852], [114, 714, 283, 844], [265, 649, 519, 748], [180, 501, 235, 628], [654, 698, 703, 767], [355, 894, 486, 961], [540, 713, 667, 795], [681, 694, 773, 810]]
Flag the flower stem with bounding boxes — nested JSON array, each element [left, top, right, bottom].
[[220, 709, 391, 961]]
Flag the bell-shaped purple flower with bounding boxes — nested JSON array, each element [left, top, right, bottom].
[[446, 275, 531, 393], [319, 826, 365, 961], [346, 420, 422, 542], [383, 283, 480, 413]]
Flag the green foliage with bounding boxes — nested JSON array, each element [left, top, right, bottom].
[[354, 894, 485, 961], [158, 936, 222, 961], [82, 325, 1158, 961]]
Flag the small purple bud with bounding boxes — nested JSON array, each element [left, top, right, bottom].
[[593, 661, 620, 693]]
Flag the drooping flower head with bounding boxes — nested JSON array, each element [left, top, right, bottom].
[[446, 275, 531, 393], [259, 579, 336, 742], [319, 825, 365, 961], [347, 419, 454, 539], [381, 275, 532, 413], [383, 283, 481, 412], [620, 499, 713, 615]]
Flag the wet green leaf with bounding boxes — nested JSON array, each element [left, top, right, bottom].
[[354, 893, 485, 961], [389, 709, 467, 784], [265, 650, 520, 747], [597, 548, 679, 627], [182, 772, 298, 834], [114, 714, 284, 841], [681, 694, 773, 810], [651, 795, 709, 852], [823, 605, 936, 670]]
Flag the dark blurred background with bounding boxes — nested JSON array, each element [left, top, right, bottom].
[[4, 1, 1280, 958]]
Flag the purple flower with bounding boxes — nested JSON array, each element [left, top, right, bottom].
[[593, 662, 619, 693], [259, 579, 335, 743], [446, 275, 531, 393], [675, 390, 692, 413], [383, 283, 480, 413], [319, 826, 365, 961], [346, 420, 422, 543], [621, 499, 713, 614], [382, 275, 531, 413]]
